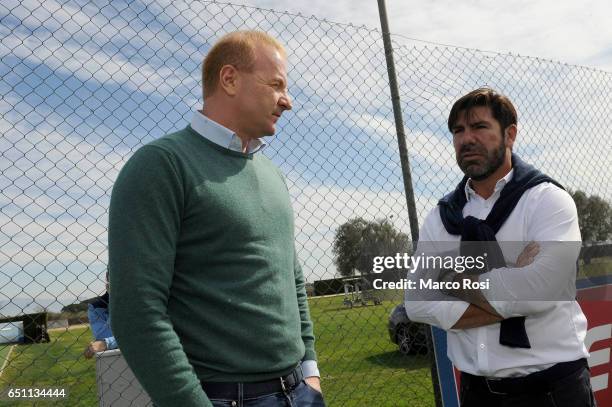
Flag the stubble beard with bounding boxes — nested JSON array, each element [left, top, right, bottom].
[[458, 136, 506, 181]]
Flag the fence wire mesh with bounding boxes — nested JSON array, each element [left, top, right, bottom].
[[1, 1, 611, 406]]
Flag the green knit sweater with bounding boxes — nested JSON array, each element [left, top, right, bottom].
[[108, 126, 316, 407]]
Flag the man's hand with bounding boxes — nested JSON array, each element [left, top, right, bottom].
[[516, 241, 540, 267], [304, 376, 322, 394], [83, 340, 107, 359]]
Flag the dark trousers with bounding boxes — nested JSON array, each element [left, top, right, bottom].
[[460, 364, 597, 407]]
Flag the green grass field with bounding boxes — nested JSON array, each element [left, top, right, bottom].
[[578, 256, 612, 279], [0, 296, 434, 406], [0, 326, 97, 406], [311, 295, 434, 407], [2, 260, 608, 406], [0, 345, 13, 370]]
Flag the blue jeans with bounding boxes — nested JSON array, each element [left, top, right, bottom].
[[209, 381, 326, 407]]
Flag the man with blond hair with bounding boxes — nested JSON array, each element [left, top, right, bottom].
[[109, 31, 324, 407]]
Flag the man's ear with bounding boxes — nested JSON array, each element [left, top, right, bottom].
[[218, 64, 239, 96], [505, 124, 517, 149]]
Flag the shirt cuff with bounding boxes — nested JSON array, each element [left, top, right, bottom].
[[441, 301, 470, 331], [104, 336, 118, 350], [301, 360, 320, 378]]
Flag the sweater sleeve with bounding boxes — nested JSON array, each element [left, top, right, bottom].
[[108, 145, 211, 407], [294, 248, 317, 363], [274, 166, 318, 369]]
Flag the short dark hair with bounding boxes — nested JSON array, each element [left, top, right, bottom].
[[447, 88, 517, 132]]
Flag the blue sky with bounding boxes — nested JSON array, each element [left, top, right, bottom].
[[1, 0, 611, 314]]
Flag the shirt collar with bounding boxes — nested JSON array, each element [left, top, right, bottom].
[[464, 168, 515, 201], [190, 111, 266, 154]]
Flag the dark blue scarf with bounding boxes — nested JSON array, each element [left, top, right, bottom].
[[438, 154, 563, 348]]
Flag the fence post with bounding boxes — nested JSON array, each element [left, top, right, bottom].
[[376, 1, 444, 406]]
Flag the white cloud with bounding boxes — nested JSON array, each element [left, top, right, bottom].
[[287, 178, 442, 281], [2, 0, 203, 98], [0, 120, 126, 300], [227, 0, 612, 71], [2, 0, 611, 298], [0, 215, 108, 301]]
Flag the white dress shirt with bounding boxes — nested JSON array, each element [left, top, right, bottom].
[[189, 111, 320, 379], [405, 169, 589, 378]]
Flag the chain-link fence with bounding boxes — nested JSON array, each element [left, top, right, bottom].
[[1, 0, 611, 406]]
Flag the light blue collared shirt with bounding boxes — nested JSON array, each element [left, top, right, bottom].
[[190, 111, 267, 154]]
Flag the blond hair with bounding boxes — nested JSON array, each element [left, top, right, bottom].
[[202, 30, 286, 99]]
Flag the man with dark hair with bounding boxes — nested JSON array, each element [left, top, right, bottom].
[[109, 31, 324, 407], [405, 88, 596, 406]]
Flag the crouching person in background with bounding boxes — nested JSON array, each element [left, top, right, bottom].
[[84, 272, 117, 359]]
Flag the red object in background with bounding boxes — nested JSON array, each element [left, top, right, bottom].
[[579, 298, 612, 407], [449, 294, 612, 406]]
